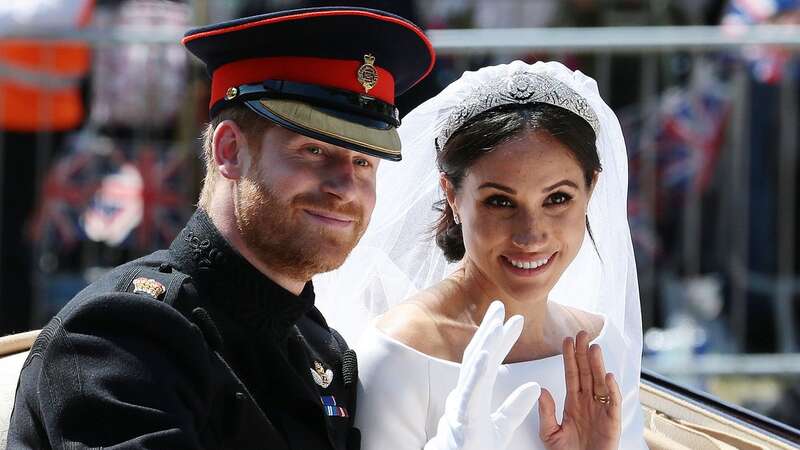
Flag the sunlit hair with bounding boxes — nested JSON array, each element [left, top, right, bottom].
[[198, 105, 272, 209]]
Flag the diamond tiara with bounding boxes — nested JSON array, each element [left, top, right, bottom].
[[435, 70, 600, 150]]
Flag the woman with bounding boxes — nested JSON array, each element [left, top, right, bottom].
[[315, 60, 646, 449]]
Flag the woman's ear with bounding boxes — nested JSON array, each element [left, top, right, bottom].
[[439, 172, 458, 216], [588, 170, 600, 198], [212, 120, 251, 180]]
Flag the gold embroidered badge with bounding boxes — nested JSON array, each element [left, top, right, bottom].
[[132, 277, 166, 300], [357, 54, 378, 94]]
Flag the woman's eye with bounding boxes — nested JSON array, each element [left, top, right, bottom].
[[485, 195, 514, 208], [546, 192, 573, 206]]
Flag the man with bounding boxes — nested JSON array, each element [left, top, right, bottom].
[[7, 7, 434, 449]]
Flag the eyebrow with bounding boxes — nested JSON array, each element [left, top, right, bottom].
[[543, 180, 579, 192], [478, 182, 516, 194], [478, 179, 580, 194]]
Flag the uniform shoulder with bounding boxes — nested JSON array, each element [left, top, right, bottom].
[[57, 250, 193, 317], [45, 250, 209, 355]]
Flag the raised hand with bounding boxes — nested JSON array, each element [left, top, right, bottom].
[[424, 301, 541, 450], [538, 331, 621, 450]]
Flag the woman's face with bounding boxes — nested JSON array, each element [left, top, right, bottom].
[[445, 129, 595, 302]]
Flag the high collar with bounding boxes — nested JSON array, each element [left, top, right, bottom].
[[169, 209, 316, 338]]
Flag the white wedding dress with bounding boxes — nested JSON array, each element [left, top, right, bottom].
[[354, 317, 646, 450]]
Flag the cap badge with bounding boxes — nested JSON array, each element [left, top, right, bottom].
[[311, 360, 333, 388], [225, 87, 239, 100], [357, 54, 378, 94], [132, 277, 166, 300]]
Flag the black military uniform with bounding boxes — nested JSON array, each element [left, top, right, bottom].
[[10, 211, 356, 449], [8, 7, 434, 449]]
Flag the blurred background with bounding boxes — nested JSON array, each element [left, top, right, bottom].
[[1, 0, 799, 430]]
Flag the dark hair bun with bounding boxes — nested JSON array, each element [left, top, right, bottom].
[[436, 221, 465, 262]]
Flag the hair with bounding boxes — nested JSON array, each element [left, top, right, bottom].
[[197, 105, 273, 210], [434, 103, 601, 262]]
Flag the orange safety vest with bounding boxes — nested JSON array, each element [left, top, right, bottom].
[[0, 1, 94, 132]]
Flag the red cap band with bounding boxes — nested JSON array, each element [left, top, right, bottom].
[[210, 56, 395, 110]]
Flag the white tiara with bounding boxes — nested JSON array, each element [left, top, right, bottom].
[[435, 70, 600, 150]]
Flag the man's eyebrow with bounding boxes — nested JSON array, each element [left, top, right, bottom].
[[543, 180, 579, 192], [478, 182, 516, 194]]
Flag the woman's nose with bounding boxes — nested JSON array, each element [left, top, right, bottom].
[[511, 213, 547, 248]]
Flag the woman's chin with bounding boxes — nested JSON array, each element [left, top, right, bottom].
[[494, 277, 554, 304]]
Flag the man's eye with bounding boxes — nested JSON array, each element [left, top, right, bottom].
[[485, 195, 514, 208], [306, 146, 323, 155], [354, 158, 370, 167], [547, 192, 573, 206]]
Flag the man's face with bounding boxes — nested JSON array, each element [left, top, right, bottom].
[[235, 125, 380, 282]]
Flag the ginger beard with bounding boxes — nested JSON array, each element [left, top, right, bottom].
[[235, 172, 368, 282]]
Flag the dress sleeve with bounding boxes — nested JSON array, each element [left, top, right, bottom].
[[7, 292, 217, 449], [355, 327, 432, 450]]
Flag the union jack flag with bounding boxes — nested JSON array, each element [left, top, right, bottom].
[[624, 63, 732, 259], [130, 144, 193, 250], [83, 159, 143, 247], [31, 136, 194, 253], [29, 149, 98, 249]]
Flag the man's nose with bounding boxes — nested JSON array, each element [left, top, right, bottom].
[[321, 158, 357, 202]]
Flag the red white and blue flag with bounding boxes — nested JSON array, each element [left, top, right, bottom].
[[30, 136, 193, 252], [29, 150, 97, 249]]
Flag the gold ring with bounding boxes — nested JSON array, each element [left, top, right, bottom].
[[593, 393, 611, 405]]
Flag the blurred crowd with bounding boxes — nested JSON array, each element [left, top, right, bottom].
[[1, 0, 799, 427]]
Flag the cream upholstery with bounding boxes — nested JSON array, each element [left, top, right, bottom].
[[644, 407, 762, 449], [640, 381, 797, 450], [0, 330, 38, 450], [0, 352, 28, 450]]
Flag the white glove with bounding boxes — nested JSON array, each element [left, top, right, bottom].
[[424, 301, 541, 450]]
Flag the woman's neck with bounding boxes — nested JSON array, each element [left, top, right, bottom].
[[446, 259, 565, 361]]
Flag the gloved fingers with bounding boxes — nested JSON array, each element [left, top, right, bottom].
[[462, 301, 504, 372], [459, 319, 503, 392], [454, 349, 489, 424], [465, 301, 504, 359], [491, 381, 540, 441], [491, 313, 523, 368]]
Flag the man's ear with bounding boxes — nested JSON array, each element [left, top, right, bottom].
[[212, 120, 251, 180], [439, 172, 458, 216]]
